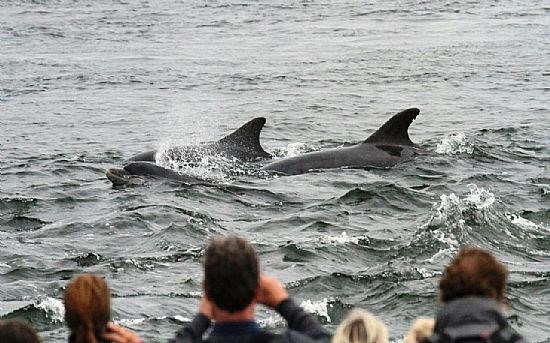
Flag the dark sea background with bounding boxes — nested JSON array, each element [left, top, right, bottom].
[[1, 0, 549, 342]]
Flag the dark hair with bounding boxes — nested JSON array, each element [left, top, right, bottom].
[[64, 274, 111, 343], [0, 320, 40, 343], [204, 235, 259, 312], [439, 247, 508, 303]]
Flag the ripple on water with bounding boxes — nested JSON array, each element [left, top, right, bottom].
[[1, 0, 549, 341]]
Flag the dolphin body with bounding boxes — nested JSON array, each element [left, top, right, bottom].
[[261, 108, 420, 175], [106, 162, 212, 186], [129, 117, 271, 163]]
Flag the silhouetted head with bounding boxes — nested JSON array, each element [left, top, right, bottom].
[[0, 320, 40, 343], [332, 308, 389, 343], [64, 274, 111, 343], [439, 247, 508, 303], [204, 235, 259, 312]]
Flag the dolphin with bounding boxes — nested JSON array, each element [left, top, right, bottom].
[[261, 108, 420, 175], [129, 117, 271, 163], [105, 162, 212, 186]]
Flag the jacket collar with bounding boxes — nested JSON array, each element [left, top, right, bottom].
[[211, 321, 261, 336], [434, 296, 507, 333]]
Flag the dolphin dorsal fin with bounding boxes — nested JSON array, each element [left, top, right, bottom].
[[216, 117, 271, 158], [364, 108, 420, 146]]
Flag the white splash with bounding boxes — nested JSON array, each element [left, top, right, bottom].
[[435, 132, 474, 155], [418, 184, 496, 262], [258, 314, 285, 328], [319, 232, 369, 245], [155, 142, 231, 182], [173, 315, 191, 323], [118, 315, 192, 326], [270, 142, 311, 158], [118, 318, 146, 326], [36, 297, 64, 323], [0, 262, 10, 273], [424, 184, 495, 226], [507, 213, 549, 233], [300, 298, 332, 323], [420, 192, 464, 234], [416, 267, 440, 278], [427, 248, 456, 263], [464, 184, 496, 209]]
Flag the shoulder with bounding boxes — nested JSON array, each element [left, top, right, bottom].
[[273, 329, 332, 343]]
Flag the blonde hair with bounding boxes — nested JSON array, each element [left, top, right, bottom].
[[404, 317, 435, 343], [333, 308, 389, 343]]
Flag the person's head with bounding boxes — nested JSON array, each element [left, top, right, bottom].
[[332, 308, 389, 343], [0, 320, 40, 343], [403, 317, 435, 343], [64, 274, 111, 343], [439, 247, 508, 303], [203, 235, 259, 313]]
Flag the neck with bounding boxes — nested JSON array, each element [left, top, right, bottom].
[[212, 303, 255, 322]]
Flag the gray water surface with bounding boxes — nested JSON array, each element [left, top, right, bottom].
[[1, 1, 549, 342]]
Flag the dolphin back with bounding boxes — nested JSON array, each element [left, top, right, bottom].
[[128, 150, 156, 162], [124, 162, 210, 184], [215, 117, 271, 160], [129, 117, 271, 162], [363, 108, 419, 146]]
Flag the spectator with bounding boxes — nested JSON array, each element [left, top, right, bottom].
[[64, 274, 143, 343], [0, 320, 40, 343], [171, 235, 331, 343], [428, 247, 524, 343], [404, 318, 434, 343], [332, 308, 388, 343]]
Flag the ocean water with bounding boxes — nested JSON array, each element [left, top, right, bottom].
[[1, 0, 549, 342]]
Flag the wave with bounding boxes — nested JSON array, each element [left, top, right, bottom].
[[411, 183, 550, 263], [1, 297, 64, 330], [108, 248, 204, 272], [1, 215, 48, 232], [0, 196, 39, 213], [117, 314, 191, 327], [333, 184, 431, 211]]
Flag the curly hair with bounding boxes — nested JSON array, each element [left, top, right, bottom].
[[439, 247, 508, 303], [204, 235, 259, 312]]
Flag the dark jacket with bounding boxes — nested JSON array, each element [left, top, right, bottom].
[[171, 298, 331, 343], [428, 297, 525, 343], [69, 334, 111, 343]]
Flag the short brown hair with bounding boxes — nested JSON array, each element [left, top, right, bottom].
[[0, 320, 40, 343], [204, 235, 259, 312], [64, 274, 111, 343], [439, 247, 508, 303]]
